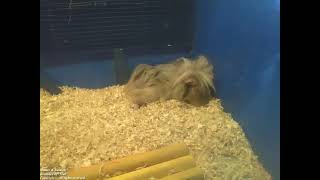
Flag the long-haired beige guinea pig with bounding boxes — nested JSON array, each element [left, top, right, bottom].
[[124, 55, 216, 107]]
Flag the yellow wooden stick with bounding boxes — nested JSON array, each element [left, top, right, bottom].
[[160, 167, 204, 180], [68, 143, 189, 180], [106, 155, 196, 180]]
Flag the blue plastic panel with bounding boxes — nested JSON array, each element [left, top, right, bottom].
[[44, 53, 187, 88], [194, 0, 280, 179]]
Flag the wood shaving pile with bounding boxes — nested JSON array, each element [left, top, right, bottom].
[[40, 86, 272, 179]]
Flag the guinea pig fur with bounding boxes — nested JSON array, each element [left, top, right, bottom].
[[124, 55, 216, 107]]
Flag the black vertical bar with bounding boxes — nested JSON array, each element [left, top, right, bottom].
[[113, 48, 130, 85]]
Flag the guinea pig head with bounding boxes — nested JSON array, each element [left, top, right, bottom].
[[172, 71, 214, 106]]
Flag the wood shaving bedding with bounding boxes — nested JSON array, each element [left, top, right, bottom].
[[40, 86, 271, 179]]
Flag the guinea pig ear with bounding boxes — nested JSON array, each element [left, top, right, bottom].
[[195, 55, 209, 66]]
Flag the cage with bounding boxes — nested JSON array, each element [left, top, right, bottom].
[[40, 0, 280, 179]]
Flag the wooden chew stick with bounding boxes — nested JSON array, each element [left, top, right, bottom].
[[160, 167, 204, 180], [68, 143, 189, 180], [106, 155, 196, 180]]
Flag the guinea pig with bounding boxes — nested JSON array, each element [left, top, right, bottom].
[[124, 55, 216, 107]]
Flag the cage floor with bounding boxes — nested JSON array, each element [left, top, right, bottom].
[[40, 86, 271, 179]]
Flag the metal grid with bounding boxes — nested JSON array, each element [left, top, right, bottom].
[[40, 0, 194, 67]]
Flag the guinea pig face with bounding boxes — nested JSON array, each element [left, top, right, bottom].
[[182, 78, 211, 106], [173, 73, 212, 106]]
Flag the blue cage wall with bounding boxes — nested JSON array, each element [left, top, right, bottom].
[[194, 0, 280, 179], [42, 0, 280, 179]]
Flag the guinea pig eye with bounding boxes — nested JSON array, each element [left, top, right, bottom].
[[182, 84, 191, 99]]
